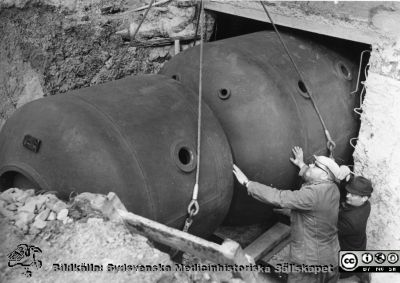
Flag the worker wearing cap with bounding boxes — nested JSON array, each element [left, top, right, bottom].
[[233, 146, 351, 283], [338, 176, 373, 283]]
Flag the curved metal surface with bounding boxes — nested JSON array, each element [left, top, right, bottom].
[[0, 74, 233, 237], [159, 31, 359, 224]]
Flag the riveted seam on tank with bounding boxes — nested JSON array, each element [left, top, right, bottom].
[[172, 82, 232, 203], [210, 133, 227, 213], [168, 82, 233, 219], [71, 95, 157, 220]]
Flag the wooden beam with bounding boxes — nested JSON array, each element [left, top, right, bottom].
[[244, 222, 291, 262], [174, 39, 180, 55], [204, 1, 383, 44], [118, 209, 265, 282], [260, 236, 291, 264], [119, 209, 237, 263]]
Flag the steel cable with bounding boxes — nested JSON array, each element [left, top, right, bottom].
[[130, 0, 156, 44], [260, 1, 336, 156], [192, 1, 202, 47], [184, 0, 204, 234]]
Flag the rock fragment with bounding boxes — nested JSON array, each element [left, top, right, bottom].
[[16, 210, 36, 222], [47, 211, 56, 221], [0, 188, 25, 203], [57, 208, 69, 221], [37, 208, 51, 221], [87, 218, 103, 224], [32, 217, 47, 230], [15, 189, 35, 203], [18, 198, 38, 214], [0, 206, 15, 218], [47, 200, 68, 213], [6, 203, 18, 211], [75, 193, 107, 211]]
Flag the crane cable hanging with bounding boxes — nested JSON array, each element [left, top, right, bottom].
[[260, 1, 336, 158], [192, 1, 202, 47], [182, 0, 204, 233], [130, 0, 156, 44], [127, 0, 202, 234]]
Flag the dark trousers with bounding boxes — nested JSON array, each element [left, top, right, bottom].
[[287, 266, 339, 283]]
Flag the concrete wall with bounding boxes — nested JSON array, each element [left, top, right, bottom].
[[354, 40, 400, 282], [204, 1, 400, 44]]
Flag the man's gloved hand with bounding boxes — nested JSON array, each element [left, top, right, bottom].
[[290, 146, 306, 169], [233, 164, 250, 186], [338, 165, 352, 182]]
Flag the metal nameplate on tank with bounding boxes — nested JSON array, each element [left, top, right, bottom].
[[22, 135, 41, 153]]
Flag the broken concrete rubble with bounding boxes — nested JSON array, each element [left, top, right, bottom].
[[46, 199, 67, 213], [75, 192, 107, 211], [0, 188, 73, 234], [0, 187, 131, 234], [37, 207, 51, 221], [0, 187, 34, 203], [0, 188, 245, 283]]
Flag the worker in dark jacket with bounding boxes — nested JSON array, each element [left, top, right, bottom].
[[338, 176, 373, 283], [233, 146, 351, 283]]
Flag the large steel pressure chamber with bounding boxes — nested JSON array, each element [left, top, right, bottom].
[[0, 75, 233, 237], [160, 31, 359, 224]]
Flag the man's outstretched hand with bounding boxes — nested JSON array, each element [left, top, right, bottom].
[[233, 164, 249, 186], [290, 146, 306, 169]]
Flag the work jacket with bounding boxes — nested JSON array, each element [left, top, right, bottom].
[[338, 201, 371, 251], [247, 169, 340, 267]]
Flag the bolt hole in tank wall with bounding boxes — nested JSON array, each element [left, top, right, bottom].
[[160, 11, 372, 247]]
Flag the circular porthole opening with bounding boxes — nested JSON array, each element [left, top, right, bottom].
[[217, 88, 231, 100], [172, 141, 196, 172], [336, 61, 352, 80], [298, 80, 308, 94], [178, 147, 192, 165]]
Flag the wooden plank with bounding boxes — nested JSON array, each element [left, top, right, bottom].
[[119, 209, 238, 263], [204, 1, 383, 44], [118, 209, 263, 283], [260, 236, 291, 264], [244, 222, 290, 261], [174, 39, 180, 55]]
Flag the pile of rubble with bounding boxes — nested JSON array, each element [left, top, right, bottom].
[[0, 188, 72, 234], [0, 188, 122, 236], [0, 188, 243, 283]]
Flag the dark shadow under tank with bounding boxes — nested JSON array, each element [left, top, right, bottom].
[[159, 31, 360, 225], [0, 74, 233, 238]]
